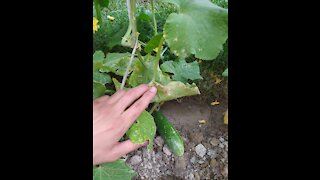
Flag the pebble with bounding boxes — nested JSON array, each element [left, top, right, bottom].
[[175, 156, 187, 170], [219, 137, 225, 142], [163, 144, 172, 156], [195, 144, 207, 158], [210, 158, 218, 168], [190, 156, 196, 164], [154, 136, 164, 147], [221, 165, 228, 177], [219, 143, 225, 149], [129, 155, 142, 165], [190, 131, 204, 144], [210, 138, 219, 146]]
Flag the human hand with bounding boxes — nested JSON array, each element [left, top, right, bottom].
[[93, 84, 157, 165]]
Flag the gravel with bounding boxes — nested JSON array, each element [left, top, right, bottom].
[[195, 144, 207, 158]]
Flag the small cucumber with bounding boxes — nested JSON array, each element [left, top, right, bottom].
[[153, 111, 184, 156]]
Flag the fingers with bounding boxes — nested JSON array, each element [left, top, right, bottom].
[[122, 87, 157, 124], [112, 140, 148, 159], [94, 95, 110, 103], [115, 84, 149, 111], [107, 89, 126, 104]]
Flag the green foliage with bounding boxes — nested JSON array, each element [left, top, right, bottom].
[[163, 0, 228, 60], [93, 0, 228, 177], [126, 110, 156, 150], [160, 59, 202, 82], [93, 159, 136, 180]]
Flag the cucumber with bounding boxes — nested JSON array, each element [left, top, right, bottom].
[[153, 111, 184, 156]]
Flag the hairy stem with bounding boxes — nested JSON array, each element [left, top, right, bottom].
[[149, 102, 160, 114], [120, 38, 138, 90], [151, 0, 157, 35], [120, 0, 138, 89], [153, 37, 165, 81]]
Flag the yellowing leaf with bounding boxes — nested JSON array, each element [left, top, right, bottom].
[[215, 77, 222, 84], [93, 17, 99, 32], [107, 15, 115, 21], [198, 120, 206, 124], [211, 101, 220, 105], [224, 109, 228, 125]]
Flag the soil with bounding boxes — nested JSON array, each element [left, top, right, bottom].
[[125, 96, 228, 180]]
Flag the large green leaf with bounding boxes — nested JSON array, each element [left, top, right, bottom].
[[100, 53, 138, 76], [163, 0, 228, 60], [93, 71, 111, 84], [97, 0, 109, 8], [93, 51, 105, 70], [126, 110, 156, 150], [129, 55, 200, 102], [129, 54, 171, 87], [93, 159, 136, 180], [93, 82, 106, 100], [107, 26, 128, 49], [160, 59, 203, 82]]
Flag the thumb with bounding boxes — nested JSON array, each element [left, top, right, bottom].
[[113, 140, 148, 158]]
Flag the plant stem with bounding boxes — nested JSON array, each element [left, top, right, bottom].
[[149, 102, 160, 114], [151, 0, 157, 35], [120, 0, 138, 90], [120, 38, 138, 90], [94, 0, 103, 24], [152, 37, 165, 81]]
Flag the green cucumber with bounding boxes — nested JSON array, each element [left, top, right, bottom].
[[153, 111, 184, 156]]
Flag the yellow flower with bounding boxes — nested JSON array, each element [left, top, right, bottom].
[[93, 17, 99, 32]]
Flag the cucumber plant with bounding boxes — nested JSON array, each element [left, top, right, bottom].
[[93, 0, 228, 179]]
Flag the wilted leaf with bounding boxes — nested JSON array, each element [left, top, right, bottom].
[[211, 101, 220, 105], [129, 55, 200, 102], [160, 59, 202, 82], [163, 0, 228, 60], [149, 81, 200, 102], [224, 109, 228, 125], [93, 159, 136, 180]]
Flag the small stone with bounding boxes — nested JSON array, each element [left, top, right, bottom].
[[190, 131, 204, 144], [219, 137, 225, 142], [219, 143, 225, 149], [194, 172, 201, 180], [210, 159, 218, 168], [175, 156, 186, 170], [195, 144, 207, 158], [129, 155, 142, 165], [146, 162, 152, 169], [210, 138, 219, 146], [163, 144, 172, 156], [190, 156, 196, 164], [187, 173, 195, 179], [198, 160, 205, 164], [154, 136, 164, 147], [207, 149, 217, 158], [221, 166, 228, 177]]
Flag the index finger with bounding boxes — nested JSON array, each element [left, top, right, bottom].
[[121, 86, 157, 131]]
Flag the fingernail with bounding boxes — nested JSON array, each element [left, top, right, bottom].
[[149, 87, 157, 93]]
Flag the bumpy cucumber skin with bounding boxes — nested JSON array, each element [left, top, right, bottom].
[[153, 111, 184, 156]]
